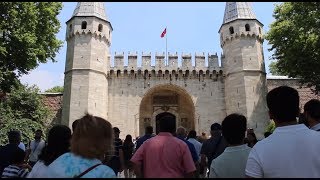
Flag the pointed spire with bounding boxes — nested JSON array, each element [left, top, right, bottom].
[[72, 2, 108, 21], [222, 2, 256, 24]]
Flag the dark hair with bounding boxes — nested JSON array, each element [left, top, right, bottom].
[[11, 146, 25, 164], [267, 86, 299, 122], [8, 130, 21, 144], [264, 132, 272, 138], [211, 123, 222, 131], [187, 130, 197, 139], [36, 129, 43, 134], [124, 134, 132, 144], [145, 126, 153, 134], [247, 132, 258, 145], [38, 125, 72, 166], [159, 113, 176, 133], [113, 127, 120, 134], [222, 114, 247, 145], [72, 119, 79, 132], [304, 99, 320, 121]]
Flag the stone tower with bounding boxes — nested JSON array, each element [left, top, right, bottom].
[[62, 2, 112, 127], [219, 2, 269, 138]]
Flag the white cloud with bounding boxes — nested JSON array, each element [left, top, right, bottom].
[[20, 70, 64, 92]]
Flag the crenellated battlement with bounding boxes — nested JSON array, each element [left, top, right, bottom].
[[108, 52, 224, 79], [108, 52, 224, 77]]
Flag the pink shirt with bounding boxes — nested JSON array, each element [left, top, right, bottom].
[[130, 132, 196, 178]]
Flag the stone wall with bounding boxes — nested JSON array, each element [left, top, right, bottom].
[[267, 78, 320, 110], [42, 78, 320, 138]]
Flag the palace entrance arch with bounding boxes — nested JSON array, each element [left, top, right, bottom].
[[139, 84, 195, 135]]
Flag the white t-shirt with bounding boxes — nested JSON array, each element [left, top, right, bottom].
[[18, 142, 26, 151], [245, 124, 320, 178], [28, 140, 46, 162], [27, 161, 48, 178]]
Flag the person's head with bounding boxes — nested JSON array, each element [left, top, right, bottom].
[[176, 127, 187, 138], [10, 146, 26, 165], [71, 113, 113, 160], [39, 125, 72, 166], [8, 130, 21, 145], [264, 132, 272, 138], [72, 119, 79, 132], [113, 127, 120, 138], [124, 134, 132, 143], [158, 113, 176, 134], [201, 132, 206, 137], [298, 113, 308, 126], [304, 99, 320, 127], [145, 126, 153, 135], [267, 86, 300, 123], [187, 130, 197, 139], [210, 123, 222, 137], [247, 131, 258, 143], [35, 129, 43, 140], [222, 113, 247, 145]]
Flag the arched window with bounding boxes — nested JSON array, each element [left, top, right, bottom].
[[69, 24, 72, 32], [259, 27, 261, 34], [245, 24, 250, 31], [81, 21, 87, 29], [229, 26, 234, 34], [98, 24, 103, 32]]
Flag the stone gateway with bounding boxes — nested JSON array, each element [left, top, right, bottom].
[[61, 2, 273, 139]]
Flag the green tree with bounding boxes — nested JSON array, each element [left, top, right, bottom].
[[265, 2, 320, 93], [0, 2, 63, 93], [269, 61, 284, 76], [265, 120, 276, 133], [45, 85, 64, 93], [0, 84, 52, 145]]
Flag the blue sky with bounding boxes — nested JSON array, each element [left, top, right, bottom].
[[20, 2, 278, 91]]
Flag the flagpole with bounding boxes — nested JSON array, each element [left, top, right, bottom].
[[166, 26, 168, 67]]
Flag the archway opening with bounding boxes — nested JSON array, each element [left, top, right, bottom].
[[139, 84, 195, 136], [155, 112, 176, 134]]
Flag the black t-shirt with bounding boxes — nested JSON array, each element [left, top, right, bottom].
[[200, 135, 227, 166], [122, 142, 134, 161], [0, 144, 19, 174], [114, 138, 123, 158]]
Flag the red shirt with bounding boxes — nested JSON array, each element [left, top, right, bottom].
[[130, 132, 196, 178]]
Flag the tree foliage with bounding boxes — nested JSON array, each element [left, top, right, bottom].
[[269, 61, 284, 76], [0, 84, 52, 145], [45, 85, 64, 93], [265, 120, 276, 133], [265, 2, 320, 93], [0, 2, 63, 93]]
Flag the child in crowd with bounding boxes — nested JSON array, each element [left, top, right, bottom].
[[1, 146, 31, 178]]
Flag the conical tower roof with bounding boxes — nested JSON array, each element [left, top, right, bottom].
[[72, 2, 108, 21], [222, 2, 256, 24]]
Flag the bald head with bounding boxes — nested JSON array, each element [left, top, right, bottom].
[[176, 127, 186, 137]]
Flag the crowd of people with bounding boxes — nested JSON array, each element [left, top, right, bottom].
[[1, 85, 320, 178]]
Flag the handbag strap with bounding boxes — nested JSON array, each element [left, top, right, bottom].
[[74, 163, 102, 178]]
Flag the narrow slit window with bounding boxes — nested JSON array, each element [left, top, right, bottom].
[[81, 21, 87, 29], [245, 24, 250, 31], [98, 24, 103, 32], [229, 26, 234, 34]]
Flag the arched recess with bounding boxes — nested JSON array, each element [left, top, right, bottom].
[[139, 84, 195, 136]]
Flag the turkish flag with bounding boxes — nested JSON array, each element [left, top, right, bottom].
[[161, 28, 166, 38]]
